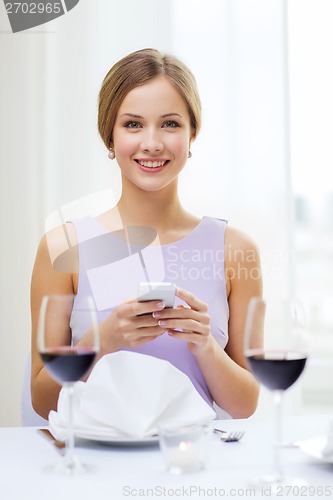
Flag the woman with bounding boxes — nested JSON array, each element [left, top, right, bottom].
[[31, 48, 262, 420]]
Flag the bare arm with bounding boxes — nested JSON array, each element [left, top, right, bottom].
[[153, 226, 263, 418], [30, 226, 75, 419]]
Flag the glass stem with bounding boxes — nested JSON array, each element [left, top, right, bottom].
[[273, 390, 283, 481], [65, 382, 75, 465]]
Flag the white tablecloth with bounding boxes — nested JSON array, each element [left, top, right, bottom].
[[0, 414, 332, 500]]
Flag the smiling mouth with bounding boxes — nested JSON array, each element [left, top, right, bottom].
[[135, 160, 168, 169]]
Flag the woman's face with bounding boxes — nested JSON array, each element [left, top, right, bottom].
[[112, 76, 194, 193]]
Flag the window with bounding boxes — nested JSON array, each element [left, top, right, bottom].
[[289, 0, 333, 411]]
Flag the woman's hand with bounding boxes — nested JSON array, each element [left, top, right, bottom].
[[98, 299, 167, 354], [152, 287, 213, 355]]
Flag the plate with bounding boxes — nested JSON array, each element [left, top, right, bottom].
[[299, 436, 333, 464], [74, 429, 159, 447]]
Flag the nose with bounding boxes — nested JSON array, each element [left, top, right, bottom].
[[141, 128, 163, 153]]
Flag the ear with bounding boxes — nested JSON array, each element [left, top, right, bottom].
[[190, 128, 196, 144]]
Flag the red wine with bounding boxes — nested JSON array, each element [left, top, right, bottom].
[[40, 347, 97, 383], [247, 351, 307, 391]]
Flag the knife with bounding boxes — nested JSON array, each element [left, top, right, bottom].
[[37, 428, 66, 455]]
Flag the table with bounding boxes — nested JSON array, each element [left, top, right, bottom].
[[1, 414, 332, 500]]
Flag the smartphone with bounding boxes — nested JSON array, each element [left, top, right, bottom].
[[137, 282, 176, 308]]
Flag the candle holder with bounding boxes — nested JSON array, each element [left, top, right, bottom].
[[158, 424, 212, 474]]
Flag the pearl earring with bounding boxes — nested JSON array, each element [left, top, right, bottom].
[[188, 150, 192, 158], [108, 148, 115, 160]]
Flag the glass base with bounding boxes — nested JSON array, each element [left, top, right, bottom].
[[43, 455, 95, 475], [250, 474, 307, 495], [279, 440, 300, 448], [167, 462, 204, 474]]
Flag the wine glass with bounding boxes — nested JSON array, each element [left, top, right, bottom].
[[38, 294, 99, 475], [244, 297, 308, 488]]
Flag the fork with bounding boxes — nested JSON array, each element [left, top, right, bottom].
[[213, 428, 244, 442]]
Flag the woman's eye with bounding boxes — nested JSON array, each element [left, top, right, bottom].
[[124, 121, 141, 129], [162, 120, 180, 128]]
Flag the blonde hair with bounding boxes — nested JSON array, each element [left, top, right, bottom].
[[98, 48, 202, 149]]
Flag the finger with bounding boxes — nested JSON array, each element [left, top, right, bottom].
[[152, 307, 202, 322], [175, 288, 207, 312], [124, 325, 166, 341], [137, 300, 165, 315], [134, 325, 166, 337], [167, 330, 205, 343], [135, 313, 165, 328], [157, 318, 207, 334], [122, 300, 165, 317]]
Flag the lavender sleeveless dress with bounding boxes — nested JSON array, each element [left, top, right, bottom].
[[69, 216, 229, 408]]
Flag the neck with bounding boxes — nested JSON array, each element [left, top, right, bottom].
[[117, 180, 185, 231]]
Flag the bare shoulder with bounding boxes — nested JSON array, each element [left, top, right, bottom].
[[37, 222, 79, 273], [225, 225, 260, 254], [224, 226, 262, 297], [32, 223, 78, 296]]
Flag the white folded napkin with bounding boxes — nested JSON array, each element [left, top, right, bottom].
[[49, 351, 216, 440], [322, 418, 333, 457]]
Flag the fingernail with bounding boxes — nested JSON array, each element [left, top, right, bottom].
[[158, 320, 166, 326], [152, 311, 162, 318], [156, 301, 165, 309]]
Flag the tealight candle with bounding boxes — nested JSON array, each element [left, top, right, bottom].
[[168, 441, 201, 472], [159, 424, 211, 474]]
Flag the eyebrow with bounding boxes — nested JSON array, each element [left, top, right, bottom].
[[120, 113, 143, 118], [161, 113, 182, 118], [120, 113, 183, 119]]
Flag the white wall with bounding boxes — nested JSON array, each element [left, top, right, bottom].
[[1, 0, 293, 425]]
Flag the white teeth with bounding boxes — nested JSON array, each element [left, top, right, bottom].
[[138, 160, 166, 168]]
